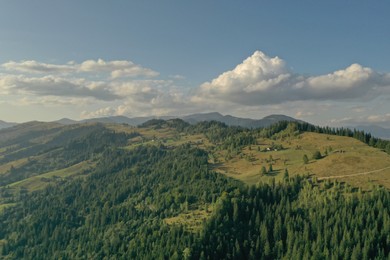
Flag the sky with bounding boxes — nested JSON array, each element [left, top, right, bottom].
[[1, 1, 390, 127]]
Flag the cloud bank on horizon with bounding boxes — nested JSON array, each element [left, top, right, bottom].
[[1, 51, 390, 125]]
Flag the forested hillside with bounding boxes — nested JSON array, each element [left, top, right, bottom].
[[0, 120, 389, 259]]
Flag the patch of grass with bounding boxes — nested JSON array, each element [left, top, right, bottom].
[[123, 132, 213, 151], [164, 204, 213, 232], [0, 158, 29, 175], [9, 160, 95, 191], [0, 203, 17, 213], [102, 123, 137, 134], [212, 132, 390, 190]]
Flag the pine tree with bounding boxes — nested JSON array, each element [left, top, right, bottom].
[[303, 154, 309, 164]]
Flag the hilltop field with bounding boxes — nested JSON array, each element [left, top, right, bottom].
[[108, 121, 390, 190]]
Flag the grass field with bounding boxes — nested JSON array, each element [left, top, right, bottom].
[[2, 123, 389, 202], [212, 132, 390, 190], [164, 204, 213, 232], [9, 160, 95, 191], [121, 125, 390, 190], [0, 158, 29, 175]]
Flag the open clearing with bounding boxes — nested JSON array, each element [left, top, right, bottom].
[[212, 132, 390, 190], [9, 160, 95, 191]]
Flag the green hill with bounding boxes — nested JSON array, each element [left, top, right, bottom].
[[0, 119, 389, 259]]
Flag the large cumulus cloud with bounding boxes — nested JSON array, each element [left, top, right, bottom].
[[194, 51, 390, 105]]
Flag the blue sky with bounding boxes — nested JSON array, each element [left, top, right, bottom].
[[1, 1, 390, 127]]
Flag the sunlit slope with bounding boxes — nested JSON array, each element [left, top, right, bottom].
[[2, 119, 389, 197], [107, 121, 390, 190], [0, 122, 129, 192], [9, 161, 95, 191], [213, 132, 390, 189]]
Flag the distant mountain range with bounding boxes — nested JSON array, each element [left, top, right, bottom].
[[0, 120, 17, 130], [352, 125, 390, 140], [54, 112, 301, 129], [181, 112, 301, 128], [55, 115, 173, 126], [2, 113, 390, 139]]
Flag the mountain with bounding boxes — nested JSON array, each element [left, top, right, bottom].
[[61, 112, 301, 128], [81, 114, 189, 126], [0, 120, 17, 130], [182, 112, 302, 128], [54, 118, 79, 125], [249, 114, 303, 128], [0, 119, 389, 259], [353, 125, 390, 140], [82, 115, 137, 124], [46, 114, 390, 140]]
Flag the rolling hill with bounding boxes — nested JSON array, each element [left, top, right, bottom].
[[0, 118, 389, 259], [1, 118, 389, 193]]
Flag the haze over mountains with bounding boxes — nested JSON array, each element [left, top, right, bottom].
[[353, 125, 390, 140], [0, 120, 17, 130], [78, 113, 301, 129], [1, 112, 390, 139]]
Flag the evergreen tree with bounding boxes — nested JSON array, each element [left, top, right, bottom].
[[303, 154, 309, 164]]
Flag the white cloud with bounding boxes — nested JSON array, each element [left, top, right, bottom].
[[79, 59, 159, 78], [2, 60, 75, 74], [2, 51, 390, 123], [0, 74, 119, 101], [196, 51, 291, 105], [81, 107, 117, 119], [0, 58, 162, 103], [301, 64, 383, 100], [80, 81, 198, 119], [195, 51, 390, 106], [350, 105, 366, 113], [169, 74, 186, 80], [13, 96, 92, 107], [366, 114, 390, 123], [330, 114, 390, 126], [295, 111, 314, 118], [2, 59, 159, 78]]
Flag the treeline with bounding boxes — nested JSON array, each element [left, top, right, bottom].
[[142, 119, 257, 151], [143, 118, 390, 154], [189, 121, 257, 150]]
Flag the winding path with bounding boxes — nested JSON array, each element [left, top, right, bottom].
[[317, 166, 390, 180]]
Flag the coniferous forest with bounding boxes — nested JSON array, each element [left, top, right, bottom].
[[0, 120, 389, 259]]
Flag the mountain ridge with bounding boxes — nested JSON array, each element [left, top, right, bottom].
[[55, 112, 303, 129], [2, 113, 390, 139], [352, 125, 390, 140]]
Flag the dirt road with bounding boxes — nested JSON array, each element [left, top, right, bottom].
[[317, 166, 390, 180]]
